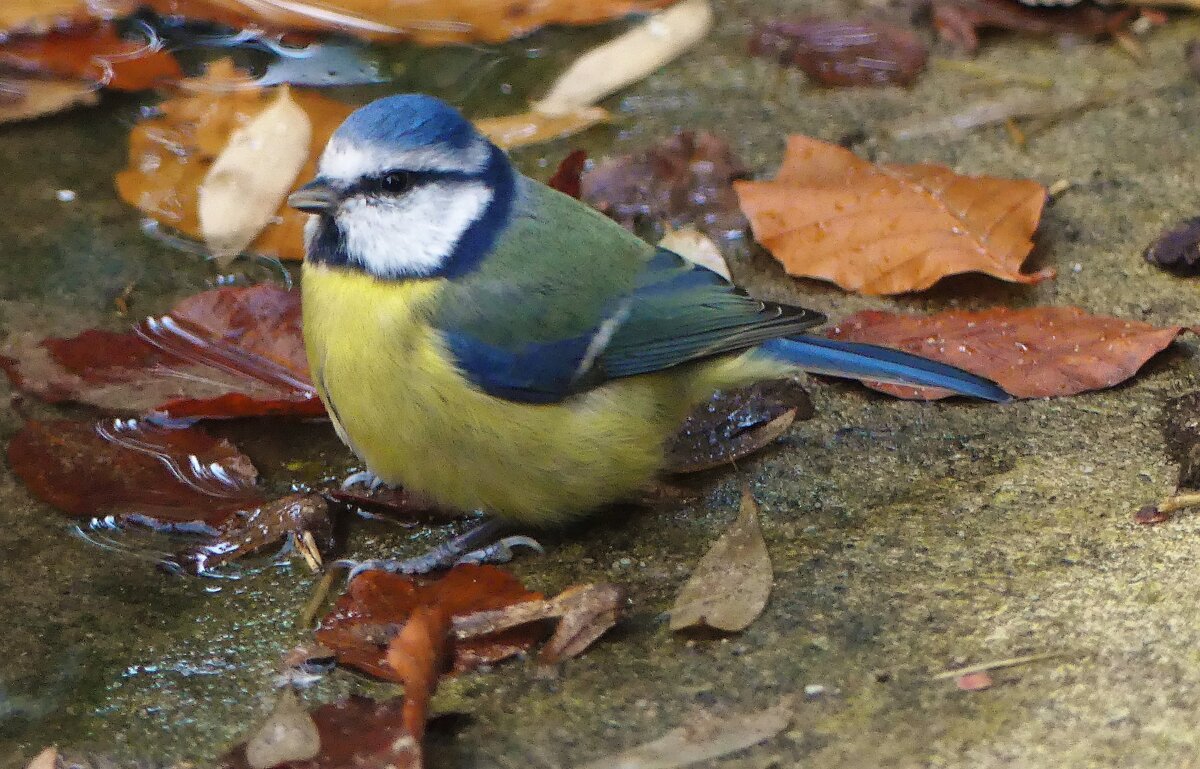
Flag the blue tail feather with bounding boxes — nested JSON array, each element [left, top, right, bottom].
[[760, 337, 1010, 402]]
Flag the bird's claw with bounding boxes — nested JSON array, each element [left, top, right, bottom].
[[341, 470, 385, 492], [454, 535, 544, 566], [335, 536, 544, 580]]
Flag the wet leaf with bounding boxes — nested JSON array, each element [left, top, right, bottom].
[[576, 698, 793, 769], [315, 565, 545, 680], [244, 688, 320, 769], [173, 493, 333, 574], [532, 0, 713, 116], [220, 695, 422, 769], [548, 149, 588, 199], [0, 1, 126, 36], [143, 0, 676, 45], [0, 283, 322, 419], [0, 24, 183, 91], [7, 418, 263, 531], [1144, 217, 1200, 275], [385, 605, 451, 753], [669, 487, 773, 632], [749, 17, 928, 87], [199, 85, 313, 265], [582, 131, 748, 241], [827, 306, 1183, 399], [0, 75, 97, 123], [931, 0, 1135, 54], [734, 135, 1052, 295], [473, 107, 608, 151], [663, 379, 812, 474], [659, 226, 731, 281]]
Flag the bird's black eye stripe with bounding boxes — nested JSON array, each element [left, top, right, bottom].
[[380, 170, 416, 194]]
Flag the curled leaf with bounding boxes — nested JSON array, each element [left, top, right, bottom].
[[734, 135, 1051, 295], [173, 493, 333, 574], [659, 226, 731, 280], [199, 85, 313, 265], [749, 17, 928, 87], [669, 487, 773, 633], [828, 306, 1184, 399]]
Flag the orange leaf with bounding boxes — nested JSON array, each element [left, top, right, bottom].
[[0, 24, 182, 91], [0, 1, 131, 35], [734, 136, 1053, 295], [143, 0, 676, 45], [827, 306, 1184, 399], [385, 606, 451, 747]]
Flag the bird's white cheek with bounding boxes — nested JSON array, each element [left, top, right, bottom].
[[339, 181, 493, 277], [302, 214, 320, 252]]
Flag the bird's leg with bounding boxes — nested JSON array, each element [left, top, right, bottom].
[[341, 469, 385, 492], [338, 518, 543, 579]]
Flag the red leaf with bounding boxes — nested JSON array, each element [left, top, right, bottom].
[[827, 307, 1184, 399], [315, 566, 545, 681], [7, 418, 263, 531], [0, 24, 182, 91], [1, 284, 324, 419], [548, 149, 587, 199], [931, 0, 1135, 54], [749, 18, 928, 87]]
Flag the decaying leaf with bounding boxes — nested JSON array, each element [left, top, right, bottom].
[[734, 135, 1052, 295], [1144, 217, 1200, 274], [576, 698, 793, 769], [0, 24, 183, 91], [659, 226, 731, 281], [669, 487, 773, 632], [749, 17, 928, 87], [931, 0, 1135, 54], [172, 493, 334, 574], [582, 131, 748, 241], [0, 76, 97, 124], [663, 379, 812, 474], [144, 0, 676, 45], [0, 283, 322, 419], [828, 306, 1183, 399], [315, 566, 545, 680], [244, 688, 320, 769], [533, 0, 713, 116], [7, 418, 263, 531], [474, 107, 608, 151], [199, 85, 313, 265]]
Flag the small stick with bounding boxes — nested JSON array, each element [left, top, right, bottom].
[[296, 571, 336, 629], [1138, 491, 1200, 524], [297, 530, 323, 572], [1004, 118, 1026, 148], [931, 58, 1055, 90], [931, 651, 1064, 680], [1047, 179, 1072, 198]]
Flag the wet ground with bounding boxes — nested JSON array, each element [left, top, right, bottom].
[[4, 1, 1200, 766]]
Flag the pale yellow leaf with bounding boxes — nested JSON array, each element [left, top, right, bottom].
[[659, 226, 731, 281]]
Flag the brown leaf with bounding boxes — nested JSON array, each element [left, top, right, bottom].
[[0, 1, 128, 35], [669, 487, 773, 632], [548, 149, 588, 199], [0, 75, 97, 123], [142, 0, 675, 45], [956, 672, 994, 691], [576, 698, 793, 769], [0, 24, 183, 91], [734, 135, 1052, 295], [315, 566, 545, 680], [581, 131, 749, 242], [7, 418, 262, 531], [749, 18, 928, 87], [173, 493, 333, 574], [931, 0, 1135, 54], [828, 307, 1183, 399], [663, 379, 812, 474], [1144, 217, 1200, 275], [0, 284, 323, 419], [386, 606, 451, 752]]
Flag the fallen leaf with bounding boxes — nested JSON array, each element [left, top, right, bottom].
[[663, 379, 812, 474], [315, 565, 545, 680], [827, 306, 1183, 399], [385, 605, 451, 754], [532, 0, 713, 116], [144, 0, 675, 45], [244, 688, 320, 769], [575, 698, 793, 769], [220, 695, 421, 769], [1144, 217, 1200, 275], [670, 488, 773, 632], [329, 486, 458, 525], [0, 24, 183, 91], [0, 75, 97, 123], [7, 418, 263, 531], [116, 60, 354, 262], [931, 0, 1135, 54], [582, 131, 748, 241], [659, 226, 731, 280], [172, 493, 334, 574], [0, 283, 323, 419], [734, 135, 1052, 295], [1134, 505, 1170, 525], [956, 672, 993, 691], [199, 85, 313, 265], [0, 1, 125, 35], [474, 107, 608, 151], [548, 149, 588, 199], [23, 747, 58, 769], [749, 17, 928, 87]]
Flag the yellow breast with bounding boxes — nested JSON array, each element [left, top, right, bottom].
[[301, 263, 706, 524]]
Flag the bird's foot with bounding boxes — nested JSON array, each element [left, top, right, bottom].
[[336, 520, 542, 579], [341, 469, 386, 492]]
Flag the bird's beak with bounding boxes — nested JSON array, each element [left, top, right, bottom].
[[288, 180, 338, 213]]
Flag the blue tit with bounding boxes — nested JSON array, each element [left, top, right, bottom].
[[289, 94, 1009, 573]]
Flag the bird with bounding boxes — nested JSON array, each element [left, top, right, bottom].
[[288, 94, 1009, 575]]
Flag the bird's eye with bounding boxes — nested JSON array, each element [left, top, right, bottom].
[[380, 171, 414, 195]]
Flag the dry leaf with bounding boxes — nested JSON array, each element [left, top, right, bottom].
[[0, 76, 97, 123], [734, 135, 1052, 295], [659, 226, 731, 280], [199, 85, 313, 265], [575, 699, 793, 769], [245, 688, 320, 769], [144, 0, 675, 45], [828, 306, 1183, 399], [749, 17, 928, 87], [474, 107, 608, 151], [669, 487, 772, 632], [533, 0, 713, 116]]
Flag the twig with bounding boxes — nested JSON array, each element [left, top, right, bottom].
[[931, 651, 1065, 680], [296, 571, 335, 629]]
